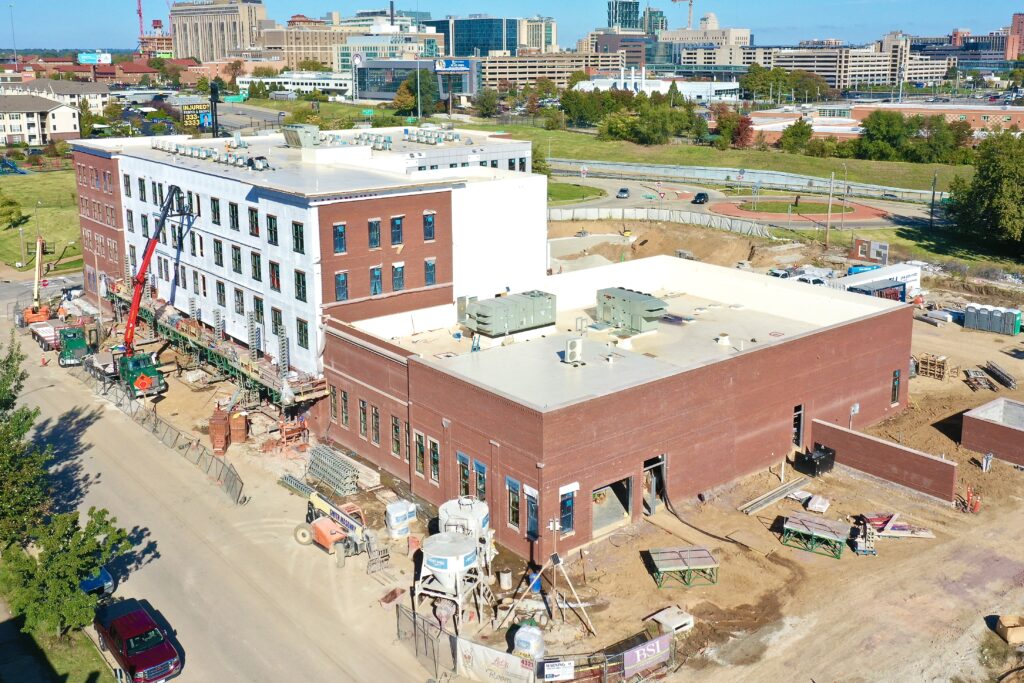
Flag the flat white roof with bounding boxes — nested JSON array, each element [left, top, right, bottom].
[[400, 256, 902, 411], [72, 127, 530, 199]]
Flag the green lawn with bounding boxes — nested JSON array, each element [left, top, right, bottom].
[[0, 170, 79, 270], [35, 631, 116, 683], [464, 124, 973, 191], [548, 182, 605, 204], [737, 200, 853, 214]]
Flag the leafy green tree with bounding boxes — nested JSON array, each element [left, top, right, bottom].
[[226, 60, 245, 86], [948, 132, 1024, 246], [779, 118, 813, 153], [2, 508, 128, 636], [251, 66, 280, 78], [473, 88, 500, 117], [138, 74, 152, 88], [196, 76, 210, 94], [77, 100, 94, 137], [102, 102, 123, 121], [0, 191, 24, 230], [534, 78, 558, 99], [390, 82, 417, 115], [566, 71, 589, 90], [532, 141, 550, 176], [858, 110, 916, 158], [397, 70, 438, 117], [296, 59, 330, 72], [0, 333, 49, 546], [666, 81, 682, 107], [788, 70, 834, 101]]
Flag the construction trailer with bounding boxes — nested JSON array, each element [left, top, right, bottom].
[[847, 279, 906, 303]]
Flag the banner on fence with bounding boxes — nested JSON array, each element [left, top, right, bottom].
[[622, 633, 672, 678], [458, 638, 536, 683], [541, 659, 575, 681]]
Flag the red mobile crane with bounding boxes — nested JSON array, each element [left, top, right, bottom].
[[116, 184, 190, 397]]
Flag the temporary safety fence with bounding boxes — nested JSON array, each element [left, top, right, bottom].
[[395, 605, 675, 682], [67, 367, 246, 505], [548, 206, 772, 238]]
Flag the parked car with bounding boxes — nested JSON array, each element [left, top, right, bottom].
[[692, 192, 710, 204], [79, 565, 114, 597], [95, 599, 181, 682], [796, 275, 826, 286], [880, 193, 899, 200], [616, 188, 630, 199], [768, 268, 793, 279]]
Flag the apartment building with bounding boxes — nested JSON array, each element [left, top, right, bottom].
[[170, 0, 268, 63], [0, 95, 79, 145], [0, 78, 109, 114], [480, 51, 626, 90], [519, 17, 558, 53], [71, 126, 540, 375]]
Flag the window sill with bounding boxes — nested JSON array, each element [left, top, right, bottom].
[[429, 479, 440, 487], [560, 531, 576, 539], [507, 524, 520, 533], [890, 402, 899, 408], [415, 471, 425, 479]]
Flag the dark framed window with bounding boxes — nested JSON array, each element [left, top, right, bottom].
[[213, 239, 223, 266], [368, 219, 381, 249], [891, 370, 901, 404], [123, 173, 132, 197], [138, 178, 146, 202], [341, 390, 349, 426], [334, 272, 348, 302], [391, 416, 401, 456], [507, 477, 520, 529], [371, 406, 380, 444], [414, 433, 425, 474], [271, 307, 283, 335], [269, 261, 281, 291], [392, 265, 404, 292], [424, 260, 436, 286], [359, 400, 368, 437], [329, 386, 338, 421], [228, 202, 239, 230], [233, 288, 244, 315], [251, 252, 262, 281], [253, 296, 264, 324], [370, 267, 382, 296], [231, 245, 242, 274], [141, 214, 149, 238], [297, 318, 309, 349], [333, 223, 346, 254], [210, 197, 220, 225], [474, 461, 487, 501], [292, 221, 304, 254], [429, 439, 440, 482], [267, 215, 278, 244], [294, 270, 307, 302], [423, 213, 435, 241], [215, 281, 226, 307], [248, 206, 259, 236], [390, 216, 403, 245], [126, 210, 134, 233], [559, 491, 575, 533], [457, 453, 470, 496]]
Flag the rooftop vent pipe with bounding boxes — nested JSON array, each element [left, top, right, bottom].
[[716, 333, 730, 346]]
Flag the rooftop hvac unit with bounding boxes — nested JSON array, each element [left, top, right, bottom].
[[564, 338, 583, 364], [596, 287, 668, 335], [460, 290, 556, 338]]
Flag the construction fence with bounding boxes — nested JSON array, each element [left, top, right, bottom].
[[66, 367, 246, 505], [395, 605, 675, 682], [548, 206, 772, 239]]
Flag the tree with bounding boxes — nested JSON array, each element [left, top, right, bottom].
[[858, 110, 915, 158], [788, 70, 834, 101], [102, 102, 124, 121], [196, 76, 210, 94], [566, 71, 589, 91], [534, 78, 558, 100], [251, 66, 279, 78], [525, 93, 540, 115], [532, 141, 550, 177], [473, 88, 500, 117], [163, 62, 183, 86], [666, 81, 681, 107], [226, 60, 245, 86], [296, 59, 330, 72], [397, 70, 438, 118], [390, 82, 417, 115], [734, 115, 754, 148], [779, 118, 813, 153], [77, 100, 94, 137], [948, 132, 1024, 246], [0, 333, 49, 546], [0, 191, 24, 230], [2, 507, 128, 636], [138, 74, 152, 88]]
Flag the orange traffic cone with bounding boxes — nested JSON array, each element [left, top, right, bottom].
[[40, 354, 49, 367]]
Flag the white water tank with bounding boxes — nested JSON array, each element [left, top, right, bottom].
[[439, 496, 490, 538], [514, 625, 545, 659], [422, 532, 478, 594]]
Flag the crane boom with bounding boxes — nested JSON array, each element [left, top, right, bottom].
[[123, 184, 188, 356], [32, 235, 43, 307], [137, 0, 144, 37]]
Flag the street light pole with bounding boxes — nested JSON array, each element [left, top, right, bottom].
[[825, 171, 835, 248], [840, 163, 848, 232], [8, 3, 17, 69], [929, 171, 937, 230], [416, 59, 421, 120]]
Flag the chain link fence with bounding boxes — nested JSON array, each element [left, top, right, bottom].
[[395, 605, 675, 682], [67, 367, 246, 505]]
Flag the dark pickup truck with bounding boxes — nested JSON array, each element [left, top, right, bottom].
[[94, 599, 181, 682]]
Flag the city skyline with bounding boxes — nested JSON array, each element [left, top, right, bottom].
[[0, 0, 1016, 51]]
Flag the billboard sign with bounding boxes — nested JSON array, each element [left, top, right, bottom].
[[77, 52, 112, 65], [434, 59, 472, 74], [180, 102, 212, 128], [623, 635, 672, 678]]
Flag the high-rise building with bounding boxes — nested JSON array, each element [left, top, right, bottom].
[[1012, 13, 1024, 50], [607, 0, 641, 30], [422, 16, 520, 57], [642, 8, 667, 35], [519, 17, 558, 53], [170, 0, 268, 63], [658, 14, 751, 48]]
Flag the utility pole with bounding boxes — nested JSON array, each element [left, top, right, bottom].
[[840, 163, 848, 232], [825, 171, 835, 248], [416, 60, 421, 120], [929, 171, 937, 230], [8, 3, 17, 69]]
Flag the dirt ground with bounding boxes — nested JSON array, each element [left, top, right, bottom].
[[549, 220, 832, 272]]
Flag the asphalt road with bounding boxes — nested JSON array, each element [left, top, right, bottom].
[[4, 299, 423, 682], [216, 103, 288, 133]]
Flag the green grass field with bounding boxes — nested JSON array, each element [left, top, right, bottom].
[[548, 182, 605, 204], [464, 124, 973, 191], [36, 632, 116, 683], [0, 170, 79, 271], [738, 200, 853, 214]]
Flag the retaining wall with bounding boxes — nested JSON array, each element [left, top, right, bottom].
[[810, 419, 957, 502]]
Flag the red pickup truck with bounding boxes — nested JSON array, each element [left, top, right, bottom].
[[95, 599, 181, 682]]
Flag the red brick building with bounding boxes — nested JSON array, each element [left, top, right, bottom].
[[73, 148, 125, 297]]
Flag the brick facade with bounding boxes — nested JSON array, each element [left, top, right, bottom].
[[74, 149, 124, 304]]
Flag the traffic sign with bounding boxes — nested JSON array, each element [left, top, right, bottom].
[[658, 192, 665, 199], [642, 193, 656, 200], [40, 279, 49, 287], [580, 165, 589, 178], [362, 109, 375, 116], [656, 181, 662, 188]]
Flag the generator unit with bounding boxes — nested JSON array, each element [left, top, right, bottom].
[[796, 444, 836, 477], [458, 290, 556, 338], [596, 287, 668, 334]]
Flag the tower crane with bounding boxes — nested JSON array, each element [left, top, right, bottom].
[[136, 0, 144, 37], [670, 0, 695, 29]]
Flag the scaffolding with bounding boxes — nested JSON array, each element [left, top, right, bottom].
[[106, 282, 327, 408]]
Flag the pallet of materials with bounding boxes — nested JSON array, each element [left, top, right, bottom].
[[860, 512, 934, 539], [915, 353, 959, 381], [984, 361, 1017, 390], [964, 368, 998, 392]]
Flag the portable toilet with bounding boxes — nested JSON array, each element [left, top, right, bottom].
[[965, 304, 979, 330], [992, 308, 1004, 334]]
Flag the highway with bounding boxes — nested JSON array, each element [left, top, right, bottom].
[[2, 286, 423, 682]]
